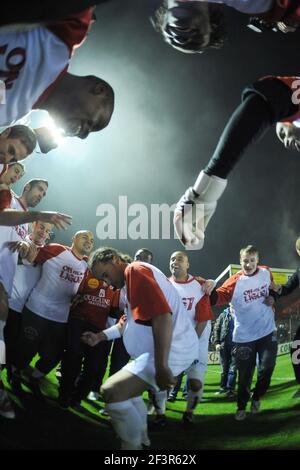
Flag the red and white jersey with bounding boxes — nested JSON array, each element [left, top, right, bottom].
[[170, 274, 213, 359], [9, 234, 44, 313], [26, 243, 87, 323], [71, 270, 121, 330], [178, 0, 272, 14], [0, 189, 28, 296], [121, 262, 199, 370], [169, 275, 213, 326], [216, 266, 276, 343], [0, 8, 93, 126]]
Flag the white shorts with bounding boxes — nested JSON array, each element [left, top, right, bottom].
[[122, 352, 196, 392], [186, 358, 208, 383]]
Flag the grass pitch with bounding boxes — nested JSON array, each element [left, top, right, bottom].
[[1, 354, 300, 450]]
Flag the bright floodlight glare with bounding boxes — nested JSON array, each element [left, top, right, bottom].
[[43, 116, 65, 145]]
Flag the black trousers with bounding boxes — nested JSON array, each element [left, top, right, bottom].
[[234, 331, 277, 410], [291, 325, 300, 384], [14, 307, 66, 375], [205, 78, 298, 179], [3, 308, 22, 377], [59, 316, 129, 401]]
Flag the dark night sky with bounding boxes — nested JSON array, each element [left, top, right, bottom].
[[14, 0, 300, 279]]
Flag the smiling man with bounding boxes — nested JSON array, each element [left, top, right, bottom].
[[0, 126, 36, 168], [10, 230, 93, 399], [0, 162, 25, 187], [0, 8, 114, 140], [209, 245, 278, 421]]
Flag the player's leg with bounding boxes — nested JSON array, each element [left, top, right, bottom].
[[101, 368, 150, 450], [174, 78, 298, 249], [251, 332, 277, 412], [234, 342, 256, 420]]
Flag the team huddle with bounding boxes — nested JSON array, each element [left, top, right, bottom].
[[0, 0, 300, 451]]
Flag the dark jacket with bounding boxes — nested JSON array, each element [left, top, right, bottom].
[[212, 308, 233, 345], [279, 268, 300, 297]]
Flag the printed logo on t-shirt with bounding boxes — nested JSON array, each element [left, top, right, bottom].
[[83, 293, 111, 308], [182, 297, 195, 311], [0, 44, 27, 91], [59, 265, 85, 283], [15, 224, 27, 240], [243, 284, 268, 303], [99, 288, 106, 298]]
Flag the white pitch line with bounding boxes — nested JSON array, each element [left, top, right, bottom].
[[207, 367, 294, 381]]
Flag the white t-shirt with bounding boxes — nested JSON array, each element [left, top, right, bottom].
[[216, 266, 276, 343], [25, 244, 87, 323], [0, 9, 93, 126], [121, 262, 199, 371], [170, 274, 213, 357], [9, 235, 43, 313], [0, 190, 28, 296], [178, 0, 272, 14]]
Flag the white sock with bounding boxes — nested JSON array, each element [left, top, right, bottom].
[[105, 400, 143, 449], [131, 396, 150, 447], [31, 368, 45, 379], [151, 390, 167, 415]]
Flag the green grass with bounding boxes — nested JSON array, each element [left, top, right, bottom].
[[1, 354, 300, 450]]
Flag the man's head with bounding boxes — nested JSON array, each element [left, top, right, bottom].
[[0, 162, 25, 186], [46, 74, 114, 139], [169, 250, 189, 279], [152, 0, 225, 54], [72, 230, 94, 256], [88, 247, 127, 289], [240, 245, 259, 276], [0, 125, 37, 164], [120, 252, 133, 263], [276, 122, 300, 151], [31, 221, 53, 245], [21, 179, 48, 208], [134, 248, 153, 264], [296, 236, 300, 257]]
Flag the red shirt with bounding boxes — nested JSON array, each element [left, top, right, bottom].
[[71, 270, 121, 329]]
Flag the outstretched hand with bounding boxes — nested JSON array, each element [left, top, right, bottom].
[[38, 211, 72, 230]]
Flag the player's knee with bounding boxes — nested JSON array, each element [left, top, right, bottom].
[[188, 379, 202, 392], [100, 383, 117, 403]]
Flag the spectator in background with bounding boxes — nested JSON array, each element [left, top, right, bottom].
[[212, 305, 237, 397], [134, 248, 153, 264], [269, 236, 300, 399]]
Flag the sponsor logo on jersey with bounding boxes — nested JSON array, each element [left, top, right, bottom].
[[182, 296, 195, 311], [87, 277, 99, 289], [59, 265, 85, 284], [243, 284, 268, 303]]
